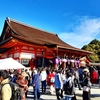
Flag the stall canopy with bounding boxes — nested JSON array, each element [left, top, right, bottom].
[[0, 58, 25, 69]]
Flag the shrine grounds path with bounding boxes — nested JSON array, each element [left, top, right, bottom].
[[27, 84, 100, 100]]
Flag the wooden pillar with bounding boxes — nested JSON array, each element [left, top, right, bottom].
[[54, 46, 58, 69], [34, 48, 37, 68], [12, 47, 14, 59], [18, 44, 22, 63]]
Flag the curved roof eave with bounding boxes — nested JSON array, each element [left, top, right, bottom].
[[0, 37, 13, 45], [57, 45, 94, 55]]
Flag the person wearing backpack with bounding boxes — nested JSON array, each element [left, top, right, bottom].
[[0, 70, 12, 100], [63, 71, 75, 100]]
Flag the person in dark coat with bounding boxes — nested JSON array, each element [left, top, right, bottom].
[[82, 71, 91, 100], [31, 69, 40, 100], [63, 71, 75, 100]]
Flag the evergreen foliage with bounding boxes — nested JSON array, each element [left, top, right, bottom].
[[81, 39, 100, 63]]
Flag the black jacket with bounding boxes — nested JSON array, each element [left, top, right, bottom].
[[63, 77, 74, 95], [82, 77, 91, 88]]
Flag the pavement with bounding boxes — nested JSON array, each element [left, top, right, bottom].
[[26, 84, 100, 100]]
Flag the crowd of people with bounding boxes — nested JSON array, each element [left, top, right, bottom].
[[0, 61, 100, 100]]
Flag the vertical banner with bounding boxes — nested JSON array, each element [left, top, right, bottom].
[[42, 57, 44, 67], [29, 58, 34, 70]]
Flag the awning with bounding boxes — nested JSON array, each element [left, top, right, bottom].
[[0, 58, 25, 69]]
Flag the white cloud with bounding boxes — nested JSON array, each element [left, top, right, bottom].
[[58, 16, 100, 48]]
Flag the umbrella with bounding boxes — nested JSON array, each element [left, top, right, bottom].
[[0, 58, 25, 69]]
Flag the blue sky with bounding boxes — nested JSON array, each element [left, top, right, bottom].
[[0, 0, 100, 48]]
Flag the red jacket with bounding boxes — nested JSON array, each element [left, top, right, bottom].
[[47, 73, 55, 86]]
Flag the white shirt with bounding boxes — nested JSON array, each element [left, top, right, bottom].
[[40, 70, 47, 81]]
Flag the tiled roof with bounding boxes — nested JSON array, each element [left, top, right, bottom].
[[7, 18, 75, 48]]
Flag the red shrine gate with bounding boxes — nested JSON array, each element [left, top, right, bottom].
[[0, 17, 93, 69]]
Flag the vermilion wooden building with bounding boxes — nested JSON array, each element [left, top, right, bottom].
[[0, 17, 92, 68]]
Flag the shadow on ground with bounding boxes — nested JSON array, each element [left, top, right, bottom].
[[76, 93, 100, 99]]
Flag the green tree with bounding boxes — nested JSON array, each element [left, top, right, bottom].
[[81, 39, 100, 62]]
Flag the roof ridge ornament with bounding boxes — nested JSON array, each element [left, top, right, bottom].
[[6, 17, 10, 22]]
